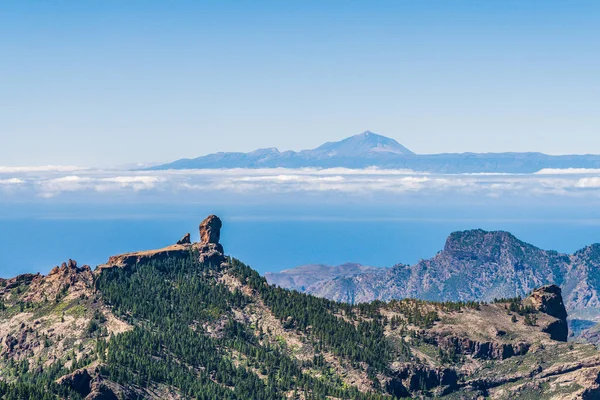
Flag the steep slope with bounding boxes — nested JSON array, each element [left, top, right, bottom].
[[2, 216, 600, 399]]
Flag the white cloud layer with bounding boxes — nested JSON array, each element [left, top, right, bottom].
[[0, 165, 83, 173], [1, 167, 600, 201], [576, 177, 600, 188], [0, 178, 25, 185], [534, 168, 600, 175]]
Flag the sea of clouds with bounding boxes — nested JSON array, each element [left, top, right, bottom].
[[2, 166, 600, 203]]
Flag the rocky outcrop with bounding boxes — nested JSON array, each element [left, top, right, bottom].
[[0, 260, 94, 305], [177, 233, 191, 245], [58, 368, 124, 400], [200, 215, 222, 245], [525, 285, 568, 320], [101, 215, 226, 269], [48, 259, 92, 280], [430, 334, 530, 360], [58, 368, 93, 397], [86, 376, 120, 400], [103, 245, 191, 269], [197, 215, 225, 265], [0, 273, 41, 292], [524, 284, 569, 341], [387, 363, 458, 397]]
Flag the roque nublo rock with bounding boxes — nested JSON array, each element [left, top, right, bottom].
[[200, 214, 222, 245], [103, 215, 226, 268]]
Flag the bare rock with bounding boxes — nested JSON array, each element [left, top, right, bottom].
[[103, 245, 191, 269], [0, 273, 41, 293], [197, 215, 225, 265], [524, 284, 568, 341], [200, 215, 222, 244], [197, 243, 226, 266], [57, 368, 93, 397], [86, 375, 120, 400], [431, 334, 530, 360], [388, 363, 458, 397], [58, 368, 126, 400], [177, 233, 191, 245]]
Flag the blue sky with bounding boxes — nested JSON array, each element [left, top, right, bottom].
[[1, 1, 599, 166]]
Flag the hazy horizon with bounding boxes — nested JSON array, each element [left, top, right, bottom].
[[3, 129, 600, 169]]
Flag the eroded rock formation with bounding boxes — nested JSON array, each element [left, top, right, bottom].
[[197, 215, 225, 265], [524, 284, 569, 341], [102, 215, 226, 269], [177, 233, 191, 245], [200, 215, 222, 244]]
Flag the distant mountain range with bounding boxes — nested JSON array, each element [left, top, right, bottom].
[[266, 229, 600, 337], [150, 130, 600, 173], [264, 263, 384, 292]]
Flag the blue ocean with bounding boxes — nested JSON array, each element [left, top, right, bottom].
[[1, 203, 600, 278]]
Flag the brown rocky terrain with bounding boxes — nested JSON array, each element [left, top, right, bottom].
[[0, 259, 130, 380]]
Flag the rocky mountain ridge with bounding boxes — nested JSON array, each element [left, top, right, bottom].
[[1, 216, 600, 399], [267, 229, 600, 334]]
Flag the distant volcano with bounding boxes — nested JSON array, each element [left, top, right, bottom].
[[309, 131, 414, 156], [149, 131, 600, 173]]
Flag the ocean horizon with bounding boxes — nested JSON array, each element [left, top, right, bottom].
[[2, 211, 600, 278]]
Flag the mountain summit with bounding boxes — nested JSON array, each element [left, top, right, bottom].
[[311, 131, 414, 157]]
